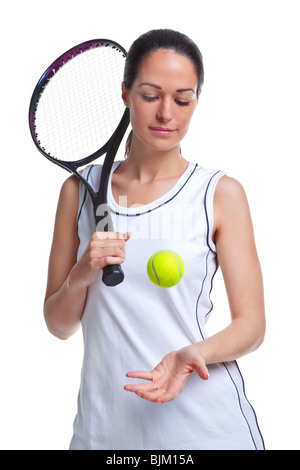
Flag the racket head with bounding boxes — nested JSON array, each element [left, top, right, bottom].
[[28, 39, 129, 172]]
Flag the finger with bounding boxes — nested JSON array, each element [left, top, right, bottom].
[[126, 371, 153, 381], [123, 232, 132, 241], [124, 382, 160, 393], [101, 256, 126, 267], [134, 387, 167, 402], [94, 245, 126, 259], [90, 237, 126, 255], [90, 253, 125, 270], [95, 231, 127, 240], [154, 390, 176, 404], [152, 380, 186, 403]]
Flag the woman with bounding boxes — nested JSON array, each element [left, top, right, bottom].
[[44, 29, 266, 450]]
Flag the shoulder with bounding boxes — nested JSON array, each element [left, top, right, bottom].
[[57, 175, 80, 220], [61, 173, 80, 193], [214, 175, 248, 207], [213, 176, 252, 231]]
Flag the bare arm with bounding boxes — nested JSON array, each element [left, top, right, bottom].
[[44, 176, 86, 339], [44, 175, 130, 340], [194, 176, 265, 364], [125, 176, 266, 402]]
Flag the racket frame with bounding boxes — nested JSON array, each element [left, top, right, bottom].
[[28, 39, 130, 285]]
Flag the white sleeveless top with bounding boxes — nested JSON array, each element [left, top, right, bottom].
[[69, 162, 264, 450]]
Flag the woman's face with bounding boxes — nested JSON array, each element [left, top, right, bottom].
[[122, 49, 200, 154]]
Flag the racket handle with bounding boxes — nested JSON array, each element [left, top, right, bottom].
[[95, 205, 125, 286], [102, 264, 124, 286]]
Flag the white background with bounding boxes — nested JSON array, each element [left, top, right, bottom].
[[1, 0, 299, 450]]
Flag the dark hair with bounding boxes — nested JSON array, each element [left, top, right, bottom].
[[124, 28, 204, 94], [123, 29, 204, 155]]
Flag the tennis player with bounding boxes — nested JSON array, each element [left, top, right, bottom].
[[44, 29, 265, 450]]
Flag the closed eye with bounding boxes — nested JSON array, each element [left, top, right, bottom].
[[142, 96, 190, 106], [175, 100, 190, 107], [142, 95, 158, 102]]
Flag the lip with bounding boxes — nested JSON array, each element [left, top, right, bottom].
[[150, 127, 176, 136]]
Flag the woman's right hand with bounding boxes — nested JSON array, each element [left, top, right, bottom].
[[68, 231, 131, 289]]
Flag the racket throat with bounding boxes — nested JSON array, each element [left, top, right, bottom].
[[95, 203, 113, 232]]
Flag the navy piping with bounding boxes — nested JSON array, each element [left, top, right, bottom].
[[195, 248, 210, 341], [235, 361, 266, 449], [195, 170, 264, 450], [204, 262, 218, 320], [222, 363, 258, 449], [204, 170, 222, 254], [109, 163, 198, 217]]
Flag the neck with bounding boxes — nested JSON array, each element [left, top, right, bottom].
[[120, 135, 188, 183]]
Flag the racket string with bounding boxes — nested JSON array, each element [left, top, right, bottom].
[[35, 45, 126, 162]]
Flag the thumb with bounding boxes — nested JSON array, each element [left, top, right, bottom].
[[194, 361, 209, 381]]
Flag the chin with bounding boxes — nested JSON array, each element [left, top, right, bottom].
[[131, 129, 184, 155]]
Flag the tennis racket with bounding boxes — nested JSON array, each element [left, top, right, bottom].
[[29, 39, 130, 286]]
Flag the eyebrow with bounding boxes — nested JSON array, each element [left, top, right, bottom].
[[138, 82, 195, 93]]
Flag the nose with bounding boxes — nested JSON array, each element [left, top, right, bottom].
[[156, 98, 172, 123]]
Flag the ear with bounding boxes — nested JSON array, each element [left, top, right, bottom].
[[122, 82, 129, 107]]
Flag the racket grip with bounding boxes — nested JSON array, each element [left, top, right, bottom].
[[102, 264, 124, 286], [95, 205, 125, 286]]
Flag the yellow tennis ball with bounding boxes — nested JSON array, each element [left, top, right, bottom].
[[147, 250, 185, 288]]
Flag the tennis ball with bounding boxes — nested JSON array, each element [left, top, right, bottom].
[[147, 250, 184, 288]]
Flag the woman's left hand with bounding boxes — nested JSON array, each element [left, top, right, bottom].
[[124, 345, 209, 403]]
